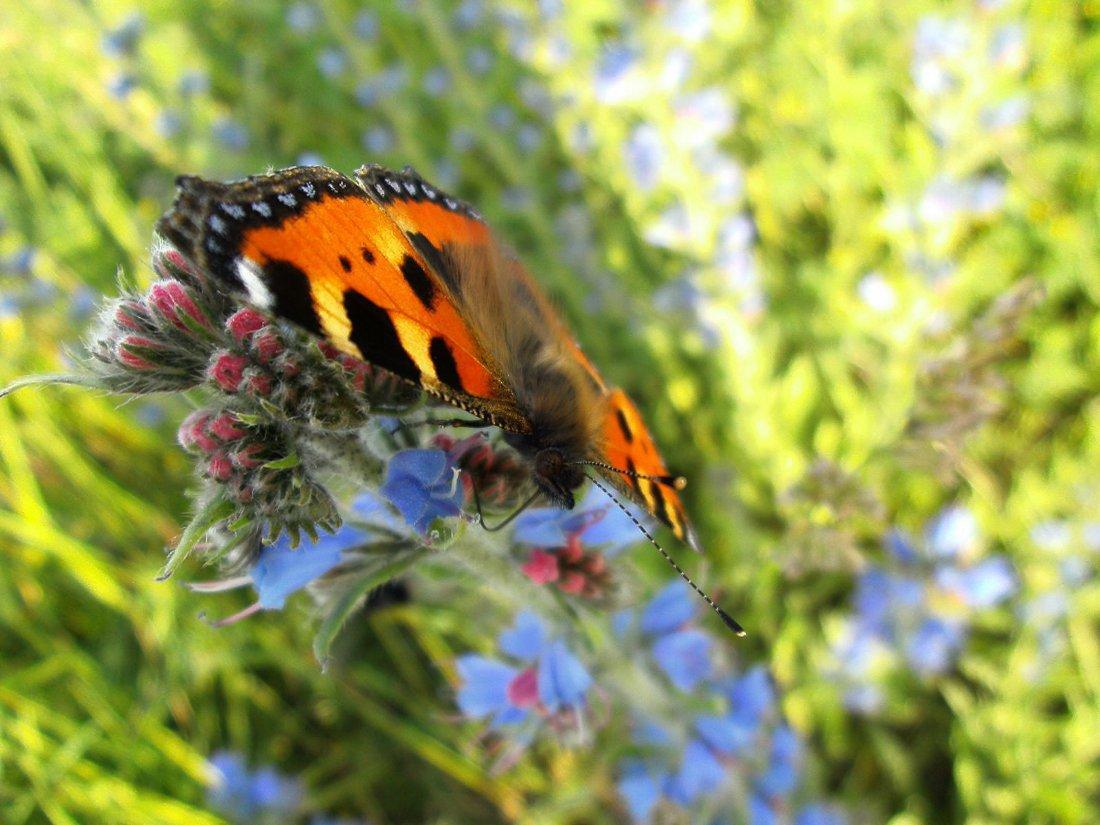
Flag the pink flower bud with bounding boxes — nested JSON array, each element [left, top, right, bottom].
[[521, 549, 561, 585], [178, 410, 218, 453], [560, 535, 584, 564], [114, 300, 150, 331], [116, 335, 162, 371], [207, 351, 248, 392], [207, 451, 234, 481], [226, 308, 268, 343], [232, 443, 265, 469], [148, 280, 209, 330], [208, 412, 247, 441], [318, 342, 341, 360], [247, 372, 273, 396], [558, 572, 587, 595], [251, 330, 283, 363], [584, 553, 607, 575]]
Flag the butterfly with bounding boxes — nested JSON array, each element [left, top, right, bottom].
[[156, 164, 701, 552]]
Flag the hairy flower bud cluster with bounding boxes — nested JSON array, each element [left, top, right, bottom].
[[177, 406, 341, 543], [433, 432, 529, 508]]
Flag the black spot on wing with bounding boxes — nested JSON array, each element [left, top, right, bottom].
[[265, 259, 323, 336], [399, 255, 437, 310], [625, 457, 641, 495], [339, 255, 352, 272], [616, 408, 634, 443], [343, 289, 420, 382], [361, 247, 375, 264], [429, 336, 464, 392], [408, 231, 461, 293], [650, 480, 673, 529]]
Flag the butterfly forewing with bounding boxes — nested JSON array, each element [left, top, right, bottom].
[[156, 168, 530, 433]]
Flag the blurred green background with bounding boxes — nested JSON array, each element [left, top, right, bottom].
[[0, 1, 1097, 823]]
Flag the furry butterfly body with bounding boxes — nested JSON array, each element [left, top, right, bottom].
[[157, 164, 699, 550]]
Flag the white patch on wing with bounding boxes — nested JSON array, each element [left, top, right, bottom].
[[236, 257, 273, 309]]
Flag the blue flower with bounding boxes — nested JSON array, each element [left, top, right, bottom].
[[317, 48, 346, 78], [905, 617, 965, 675], [625, 124, 664, 191], [926, 505, 978, 560], [362, 125, 395, 155], [455, 611, 592, 727], [423, 66, 451, 97], [595, 44, 643, 104], [538, 640, 593, 712], [637, 581, 713, 690], [935, 556, 1017, 608], [212, 118, 249, 151], [455, 655, 527, 726], [651, 628, 712, 691], [106, 73, 137, 100], [466, 46, 494, 76], [617, 760, 668, 823], [513, 485, 641, 553], [665, 738, 727, 805], [756, 724, 801, 797], [178, 70, 210, 97], [352, 10, 378, 40], [101, 13, 144, 57], [285, 3, 319, 33], [796, 804, 848, 825], [189, 526, 356, 623], [207, 751, 302, 821], [381, 449, 464, 534], [251, 526, 355, 609]]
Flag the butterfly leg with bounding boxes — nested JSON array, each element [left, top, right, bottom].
[[398, 416, 495, 431], [470, 484, 542, 532]]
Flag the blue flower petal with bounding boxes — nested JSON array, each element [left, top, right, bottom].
[[381, 449, 463, 534], [388, 448, 448, 484], [905, 617, 965, 675], [652, 628, 712, 691], [618, 761, 667, 823], [350, 490, 408, 536], [247, 767, 301, 813], [665, 739, 726, 806], [756, 725, 801, 797], [727, 665, 775, 727], [490, 705, 530, 728], [694, 714, 756, 756], [885, 529, 920, 565], [250, 526, 354, 609], [641, 580, 696, 634], [576, 486, 645, 551], [796, 804, 849, 825], [926, 505, 978, 560], [498, 610, 546, 661], [537, 640, 592, 711], [455, 655, 517, 718], [749, 793, 780, 825], [512, 508, 570, 546]]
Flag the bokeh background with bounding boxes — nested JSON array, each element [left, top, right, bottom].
[[1, 1, 1097, 823]]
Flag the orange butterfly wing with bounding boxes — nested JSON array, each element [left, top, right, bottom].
[[156, 167, 530, 433], [599, 390, 700, 551], [357, 165, 700, 548]]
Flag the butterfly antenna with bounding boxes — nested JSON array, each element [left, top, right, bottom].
[[573, 458, 687, 490], [586, 474, 746, 637]]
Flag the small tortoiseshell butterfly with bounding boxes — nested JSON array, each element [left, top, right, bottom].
[[156, 164, 700, 552]]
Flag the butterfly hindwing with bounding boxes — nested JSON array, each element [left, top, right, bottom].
[[599, 389, 700, 551], [156, 167, 531, 433]]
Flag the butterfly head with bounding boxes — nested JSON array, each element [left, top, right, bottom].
[[531, 447, 586, 509]]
